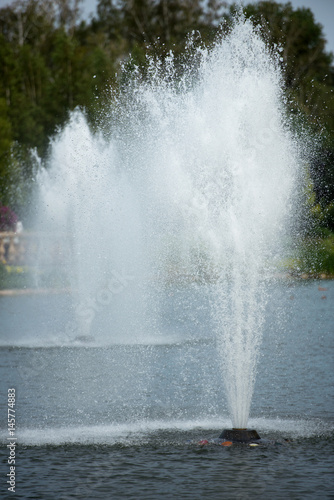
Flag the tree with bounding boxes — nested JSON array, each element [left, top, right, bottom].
[[93, 0, 227, 58], [0, 0, 114, 219], [233, 2, 334, 133], [1, 0, 333, 227], [226, 1, 334, 230]]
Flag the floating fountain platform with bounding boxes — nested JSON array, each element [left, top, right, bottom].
[[219, 429, 261, 443]]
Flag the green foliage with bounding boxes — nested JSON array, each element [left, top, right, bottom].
[[323, 203, 334, 230], [93, 0, 225, 56], [226, 1, 334, 237], [0, 262, 70, 290], [310, 139, 334, 228], [227, 1, 334, 132], [0, 142, 38, 220], [0, 0, 333, 242], [0, 0, 117, 221], [0, 262, 32, 289], [0, 98, 12, 150], [296, 233, 334, 275]]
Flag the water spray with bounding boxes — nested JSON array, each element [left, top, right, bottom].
[[37, 17, 300, 435]]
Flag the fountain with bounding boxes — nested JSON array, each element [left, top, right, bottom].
[[36, 18, 301, 441]]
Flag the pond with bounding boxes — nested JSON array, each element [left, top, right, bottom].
[[0, 279, 333, 499]]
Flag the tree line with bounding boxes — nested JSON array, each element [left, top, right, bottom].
[[0, 0, 333, 229]]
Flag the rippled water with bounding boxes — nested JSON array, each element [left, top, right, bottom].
[[0, 280, 333, 498]]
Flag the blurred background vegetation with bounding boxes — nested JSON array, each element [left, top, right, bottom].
[[0, 0, 333, 278]]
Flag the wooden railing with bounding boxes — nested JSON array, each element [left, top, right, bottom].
[[0, 231, 70, 266]]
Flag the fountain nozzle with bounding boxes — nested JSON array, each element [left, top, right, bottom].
[[219, 428, 261, 443]]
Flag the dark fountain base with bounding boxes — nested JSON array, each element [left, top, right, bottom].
[[219, 428, 261, 443]]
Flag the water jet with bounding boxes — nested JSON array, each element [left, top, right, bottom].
[[36, 17, 301, 436]]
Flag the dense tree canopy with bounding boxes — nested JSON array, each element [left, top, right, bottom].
[[240, 2, 334, 129], [0, 0, 333, 227], [232, 1, 334, 228]]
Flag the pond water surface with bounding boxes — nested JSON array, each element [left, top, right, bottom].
[[0, 279, 333, 499]]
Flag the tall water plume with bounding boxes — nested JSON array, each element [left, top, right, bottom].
[[37, 18, 301, 428]]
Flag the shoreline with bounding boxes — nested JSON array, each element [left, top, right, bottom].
[[0, 274, 333, 296], [0, 288, 71, 296]]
